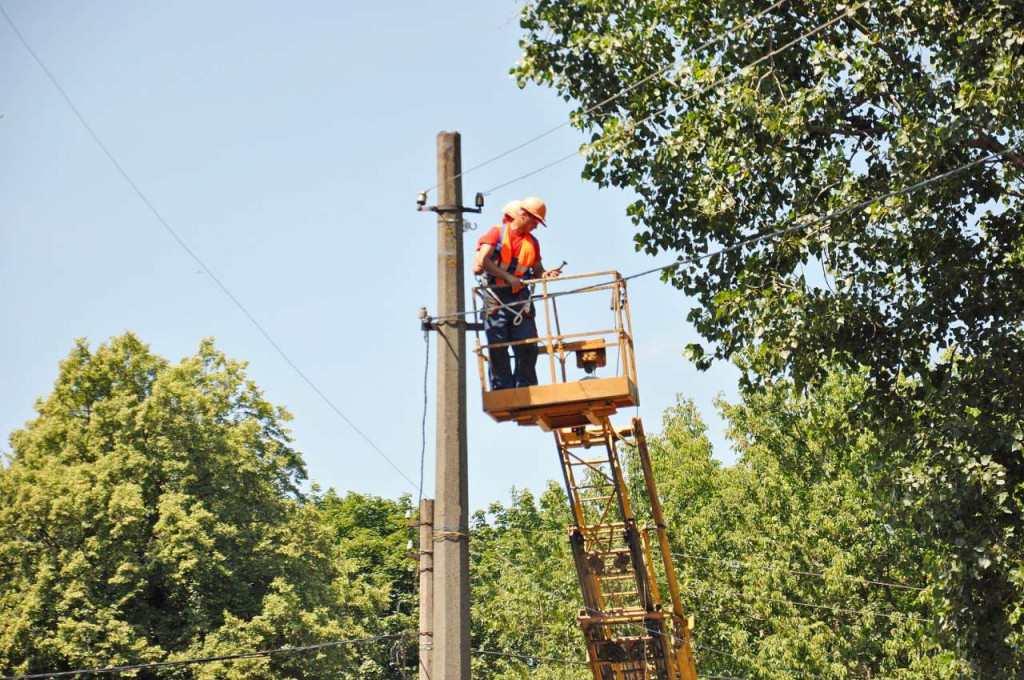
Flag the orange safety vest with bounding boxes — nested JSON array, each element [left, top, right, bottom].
[[488, 223, 538, 293]]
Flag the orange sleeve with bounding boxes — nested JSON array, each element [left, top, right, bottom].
[[476, 226, 501, 251]]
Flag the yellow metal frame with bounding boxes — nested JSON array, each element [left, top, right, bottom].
[[472, 271, 639, 430], [474, 272, 698, 680], [556, 418, 697, 680]]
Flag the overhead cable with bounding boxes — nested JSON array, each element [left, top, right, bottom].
[[695, 643, 824, 680], [419, 330, 430, 504], [471, 647, 755, 680], [479, 2, 864, 195], [431, 143, 1018, 323], [484, 549, 829, 680], [420, 0, 791, 195], [0, 633, 409, 680], [471, 648, 587, 665], [470, 526, 927, 592], [674, 551, 926, 592], [0, 5, 419, 492], [473, 541, 927, 627], [686, 578, 931, 624], [629, 2, 865, 135]]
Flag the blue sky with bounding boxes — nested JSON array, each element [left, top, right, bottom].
[[1, 0, 741, 509]]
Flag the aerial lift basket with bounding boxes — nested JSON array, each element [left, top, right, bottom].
[[473, 272, 699, 680]]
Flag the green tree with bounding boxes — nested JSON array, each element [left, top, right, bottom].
[[0, 334, 387, 679], [470, 486, 589, 680], [629, 391, 969, 679], [514, 2, 1024, 674], [314, 490, 417, 678], [466, 386, 967, 679]]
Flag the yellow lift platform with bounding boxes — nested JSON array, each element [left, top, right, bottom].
[[472, 271, 699, 680]]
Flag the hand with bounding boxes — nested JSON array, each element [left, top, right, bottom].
[[542, 269, 561, 279], [506, 274, 525, 288]]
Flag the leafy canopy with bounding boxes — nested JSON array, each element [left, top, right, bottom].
[[0, 335, 392, 679], [514, 2, 1024, 675]]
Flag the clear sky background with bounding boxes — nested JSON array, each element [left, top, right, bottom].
[[1, 0, 741, 510]]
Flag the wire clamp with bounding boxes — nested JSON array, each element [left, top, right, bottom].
[[432, 525, 471, 543], [419, 307, 484, 332], [416, 191, 485, 214]]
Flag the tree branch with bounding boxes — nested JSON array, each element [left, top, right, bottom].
[[806, 118, 885, 139], [968, 133, 1024, 172]]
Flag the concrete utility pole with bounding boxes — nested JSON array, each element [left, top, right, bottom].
[[432, 131, 470, 680], [418, 498, 434, 680]]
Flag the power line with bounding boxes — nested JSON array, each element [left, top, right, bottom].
[[483, 549, 832, 680], [421, 0, 791, 195], [478, 2, 864, 195], [629, 2, 865, 135], [0, 633, 409, 680], [432, 143, 1017, 323], [686, 578, 932, 624], [473, 538, 928, 626], [673, 551, 925, 592], [614, 144, 1015, 286], [694, 643, 824, 680], [471, 648, 586, 665], [0, 5, 419, 492], [468, 525, 927, 593], [484, 534, 943, 672], [471, 647, 761, 680], [472, 647, 756, 680], [418, 329, 430, 504], [481, 149, 582, 195]]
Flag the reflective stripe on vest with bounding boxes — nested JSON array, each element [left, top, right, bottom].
[[489, 223, 537, 293]]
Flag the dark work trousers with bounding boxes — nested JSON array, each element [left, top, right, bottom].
[[484, 290, 539, 390]]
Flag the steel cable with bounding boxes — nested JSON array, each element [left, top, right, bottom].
[[0, 633, 410, 680], [421, 0, 791, 195], [0, 4, 419, 492], [429, 143, 1018, 323], [478, 2, 864, 195]]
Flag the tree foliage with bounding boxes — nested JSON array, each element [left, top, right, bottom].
[[3, 334, 1004, 678], [0, 335, 394, 679], [314, 489, 418, 677], [647, 392, 965, 679], [469, 390, 976, 679], [513, 1, 1024, 674], [470, 486, 589, 680]]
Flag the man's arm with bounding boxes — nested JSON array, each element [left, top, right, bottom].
[[477, 244, 525, 288], [531, 259, 562, 279]]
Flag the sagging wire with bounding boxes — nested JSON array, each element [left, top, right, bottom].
[[485, 549, 831, 680], [472, 647, 756, 680], [684, 576, 932, 624], [471, 533, 928, 628], [0, 633, 412, 680], [0, 4, 419, 493], [471, 648, 587, 665], [420, 0, 792, 196], [472, 525, 927, 593], [673, 551, 925, 592], [478, 2, 865, 195], [427, 143, 1019, 325], [419, 328, 430, 505]]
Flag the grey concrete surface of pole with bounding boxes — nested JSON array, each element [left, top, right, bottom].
[[432, 131, 470, 680]]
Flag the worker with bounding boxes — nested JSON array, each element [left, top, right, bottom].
[[473, 196, 560, 390]]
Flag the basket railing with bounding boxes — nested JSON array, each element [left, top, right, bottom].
[[471, 270, 637, 395]]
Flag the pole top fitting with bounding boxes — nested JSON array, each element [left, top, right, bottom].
[[416, 192, 484, 214], [419, 307, 436, 332]]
